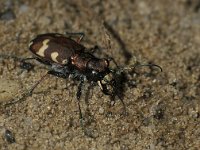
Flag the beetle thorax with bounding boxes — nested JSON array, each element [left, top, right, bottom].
[[87, 58, 109, 72], [71, 53, 109, 73], [71, 54, 89, 71]]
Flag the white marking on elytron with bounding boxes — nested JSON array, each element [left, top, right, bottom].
[[28, 41, 33, 48], [51, 52, 59, 63], [97, 81, 103, 90], [36, 39, 50, 57]]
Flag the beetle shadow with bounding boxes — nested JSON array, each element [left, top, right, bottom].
[[103, 22, 132, 64], [111, 71, 127, 115]]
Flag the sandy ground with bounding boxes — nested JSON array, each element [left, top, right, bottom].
[[0, 0, 199, 149]]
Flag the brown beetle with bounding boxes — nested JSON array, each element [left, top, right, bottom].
[[1, 32, 162, 133], [21, 33, 123, 122]]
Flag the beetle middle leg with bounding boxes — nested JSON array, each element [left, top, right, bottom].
[[76, 79, 97, 137], [76, 78, 84, 121], [65, 32, 85, 43]]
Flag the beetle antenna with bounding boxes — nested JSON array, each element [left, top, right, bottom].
[[119, 63, 163, 72]]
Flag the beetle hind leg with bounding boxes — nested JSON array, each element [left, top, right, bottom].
[[65, 32, 85, 43], [0, 54, 36, 72], [4, 71, 50, 106]]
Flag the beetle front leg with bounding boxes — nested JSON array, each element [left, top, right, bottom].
[[76, 78, 85, 129]]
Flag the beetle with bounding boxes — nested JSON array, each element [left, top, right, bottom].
[[19, 33, 127, 121], [28, 33, 111, 90], [1, 32, 162, 129]]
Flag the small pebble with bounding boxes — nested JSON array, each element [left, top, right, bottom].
[[99, 107, 104, 114], [5, 129, 15, 143], [0, 9, 16, 21]]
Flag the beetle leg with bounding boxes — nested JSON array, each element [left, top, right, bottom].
[[20, 57, 37, 71], [76, 78, 85, 129], [116, 95, 127, 116], [76, 79, 95, 136], [84, 83, 94, 112], [76, 78, 84, 111], [47, 70, 68, 79], [107, 57, 119, 68], [65, 32, 85, 43], [28, 71, 50, 94], [0, 54, 35, 71], [4, 71, 50, 106]]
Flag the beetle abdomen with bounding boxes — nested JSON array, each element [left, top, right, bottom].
[[29, 33, 85, 65]]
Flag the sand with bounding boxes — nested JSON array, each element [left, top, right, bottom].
[[0, 0, 199, 149]]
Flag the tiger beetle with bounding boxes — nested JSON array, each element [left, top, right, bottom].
[[0, 32, 162, 134]]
